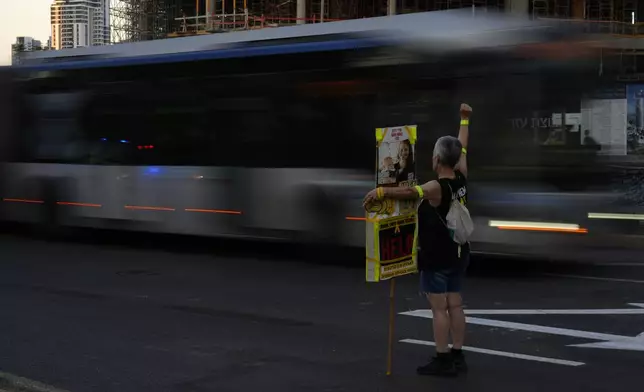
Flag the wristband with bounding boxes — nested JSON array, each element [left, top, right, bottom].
[[414, 185, 424, 199], [460, 119, 469, 126], [461, 147, 467, 155]]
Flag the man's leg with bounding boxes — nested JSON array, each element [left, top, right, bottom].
[[429, 292, 450, 353], [447, 291, 468, 372], [447, 292, 465, 349], [417, 270, 457, 377], [446, 259, 469, 372]]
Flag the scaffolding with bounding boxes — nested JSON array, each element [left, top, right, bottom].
[[531, 0, 637, 34], [167, 0, 506, 36], [111, 0, 180, 43], [586, 0, 614, 33], [434, 0, 503, 12], [615, 0, 637, 34], [554, 0, 570, 18], [110, 1, 637, 49], [531, 0, 572, 19], [615, 0, 640, 80], [531, 0, 549, 19], [526, 0, 642, 79]]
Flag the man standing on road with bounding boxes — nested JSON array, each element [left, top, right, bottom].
[[363, 103, 472, 377]]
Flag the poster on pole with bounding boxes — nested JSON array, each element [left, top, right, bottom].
[[365, 125, 419, 282]]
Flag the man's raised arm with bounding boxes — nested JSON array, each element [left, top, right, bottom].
[[456, 103, 472, 178]]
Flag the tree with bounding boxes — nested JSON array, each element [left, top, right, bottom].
[[11, 43, 25, 65], [11, 43, 25, 54]]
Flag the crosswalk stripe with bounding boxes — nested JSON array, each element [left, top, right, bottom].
[[400, 339, 585, 367]]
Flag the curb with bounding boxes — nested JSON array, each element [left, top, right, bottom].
[[0, 372, 69, 392]]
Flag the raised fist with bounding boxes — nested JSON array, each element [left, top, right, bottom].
[[460, 103, 472, 119]]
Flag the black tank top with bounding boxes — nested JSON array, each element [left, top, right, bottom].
[[417, 171, 469, 271]]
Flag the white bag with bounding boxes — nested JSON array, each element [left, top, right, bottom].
[[437, 183, 474, 245]]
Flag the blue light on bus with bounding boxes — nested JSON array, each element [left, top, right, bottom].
[[120, 140, 129, 143], [146, 167, 160, 175], [100, 138, 107, 141]]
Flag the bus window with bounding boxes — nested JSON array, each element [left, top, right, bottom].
[[25, 92, 88, 164]]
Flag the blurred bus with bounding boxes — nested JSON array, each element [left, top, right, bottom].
[[2, 10, 642, 261]]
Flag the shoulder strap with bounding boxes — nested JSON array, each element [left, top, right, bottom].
[[433, 179, 454, 227], [434, 208, 447, 227], [446, 182, 454, 199]]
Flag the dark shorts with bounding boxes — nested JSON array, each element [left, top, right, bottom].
[[419, 250, 470, 294]]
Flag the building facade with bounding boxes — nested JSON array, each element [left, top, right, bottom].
[[14, 37, 42, 52], [11, 37, 43, 65], [51, 0, 110, 50]]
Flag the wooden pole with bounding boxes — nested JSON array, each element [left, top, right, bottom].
[[386, 277, 396, 376], [222, 0, 226, 28], [243, 0, 248, 30], [196, 0, 200, 31]]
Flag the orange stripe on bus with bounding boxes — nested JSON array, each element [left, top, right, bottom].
[[185, 208, 242, 215], [57, 202, 102, 207], [125, 205, 176, 211], [3, 198, 45, 204]]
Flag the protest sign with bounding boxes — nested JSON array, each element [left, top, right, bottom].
[[365, 125, 419, 282]]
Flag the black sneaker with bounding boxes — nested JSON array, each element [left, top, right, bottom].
[[451, 349, 468, 373], [416, 353, 457, 377]]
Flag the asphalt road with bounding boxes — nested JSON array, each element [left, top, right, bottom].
[[0, 232, 642, 392]]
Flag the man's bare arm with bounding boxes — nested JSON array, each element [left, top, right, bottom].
[[455, 103, 472, 178], [363, 181, 442, 207], [418, 180, 443, 207]]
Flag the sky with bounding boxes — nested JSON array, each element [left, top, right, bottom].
[[0, 0, 52, 65]]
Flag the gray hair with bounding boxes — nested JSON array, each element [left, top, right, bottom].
[[433, 136, 462, 168]]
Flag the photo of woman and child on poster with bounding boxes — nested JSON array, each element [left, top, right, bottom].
[[378, 139, 416, 187]]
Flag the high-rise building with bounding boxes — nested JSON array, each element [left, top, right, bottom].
[[14, 37, 42, 52], [11, 37, 43, 65], [51, 0, 110, 50]]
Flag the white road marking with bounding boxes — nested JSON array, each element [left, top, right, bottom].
[[401, 312, 630, 341], [572, 326, 644, 351], [401, 306, 644, 352], [543, 273, 644, 284], [400, 339, 585, 367], [401, 303, 644, 316], [570, 340, 644, 351]]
